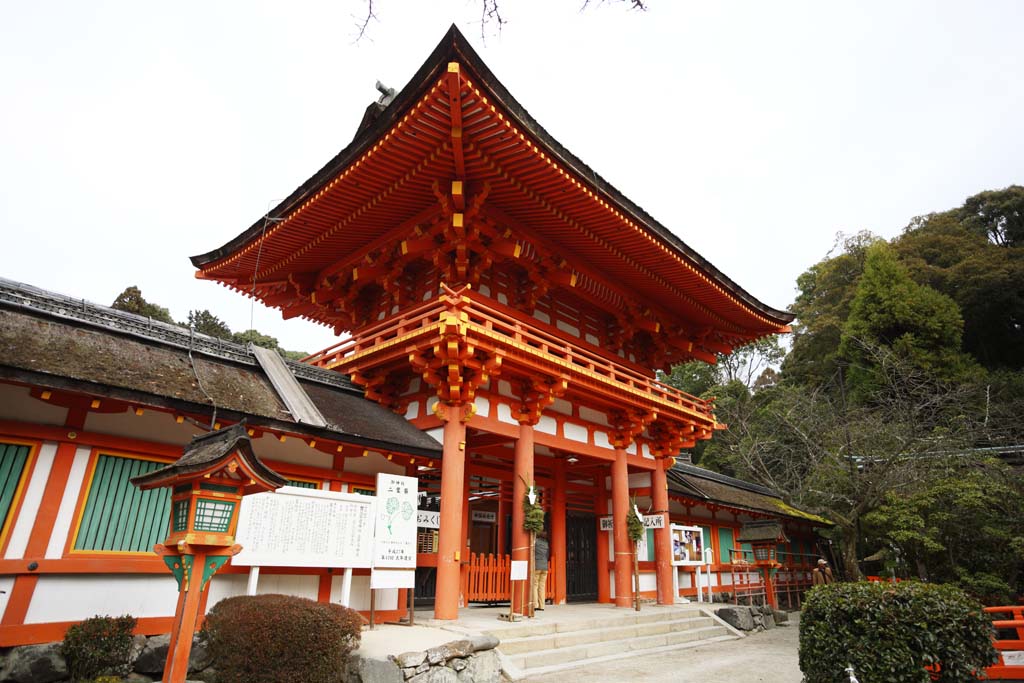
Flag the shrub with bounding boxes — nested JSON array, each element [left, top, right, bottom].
[[799, 581, 997, 683], [61, 614, 137, 682], [202, 594, 362, 683]]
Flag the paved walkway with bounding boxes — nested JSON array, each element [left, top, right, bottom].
[[519, 615, 803, 683]]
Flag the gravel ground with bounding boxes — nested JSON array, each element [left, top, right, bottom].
[[520, 615, 804, 683]]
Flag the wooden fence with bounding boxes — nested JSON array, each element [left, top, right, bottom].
[[466, 552, 556, 604]]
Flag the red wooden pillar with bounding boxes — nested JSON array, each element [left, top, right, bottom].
[[611, 447, 632, 608], [496, 479, 506, 557], [594, 471, 610, 603], [552, 458, 567, 605], [460, 462, 472, 607], [651, 459, 673, 605], [435, 403, 468, 620], [511, 423, 534, 615]]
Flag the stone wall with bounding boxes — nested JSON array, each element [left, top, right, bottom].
[[0, 633, 214, 683], [715, 605, 790, 633], [348, 634, 501, 683]]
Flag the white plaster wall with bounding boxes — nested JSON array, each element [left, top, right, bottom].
[[533, 310, 550, 324], [425, 427, 444, 445], [332, 575, 397, 610], [594, 431, 610, 449], [496, 403, 516, 426], [45, 446, 91, 558], [426, 396, 439, 417], [535, 415, 556, 435], [405, 401, 420, 420], [0, 576, 15, 621], [25, 575, 179, 622], [627, 472, 651, 488], [0, 385, 69, 425], [343, 453, 403, 476], [5, 442, 56, 559], [473, 396, 490, 418], [555, 320, 580, 337], [578, 406, 607, 426], [206, 572, 320, 608], [563, 423, 588, 443], [496, 381, 513, 398], [251, 434, 333, 468], [84, 410, 203, 446], [549, 398, 572, 416], [639, 571, 657, 592]]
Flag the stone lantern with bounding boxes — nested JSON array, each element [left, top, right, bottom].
[[736, 520, 789, 608], [132, 422, 286, 683]]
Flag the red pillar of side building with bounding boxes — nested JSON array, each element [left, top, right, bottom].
[[511, 422, 534, 615], [651, 458, 674, 605], [435, 403, 469, 620], [594, 472, 610, 603], [552, 458, 567, 605], [611, 447, 632, 608]]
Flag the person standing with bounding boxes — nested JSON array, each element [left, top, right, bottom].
[[532, 530, 550, 611], [812, 558, 835, 585]]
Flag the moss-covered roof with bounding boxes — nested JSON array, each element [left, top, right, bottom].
[[0, 280, 441, 457], [668, 463, 830, 525]]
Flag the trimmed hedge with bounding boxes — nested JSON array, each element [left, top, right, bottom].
[[61, 614, 137, 682], [799, 581, 997, 683], [203, 594, 362, 683]]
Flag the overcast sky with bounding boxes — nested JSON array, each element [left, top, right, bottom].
[[2, 1, 1022, 353]]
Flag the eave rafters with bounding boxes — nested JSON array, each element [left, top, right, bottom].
[[196, 44, 789, 345]]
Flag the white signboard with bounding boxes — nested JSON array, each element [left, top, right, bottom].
[[417, 509, 440, 529], [510, 560, 529, 581], [472, 510, 497, 523], [671, 524, 708, 567], [370, 569, 416, 589], [234, 486, 375, 568], [1003, 651, 1024, 666], [600, 514, 664, 531], [374, 473, 418, 568]]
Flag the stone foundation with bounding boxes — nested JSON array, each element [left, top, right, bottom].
[[348, 634, 501, 683], [715, 605, 790, 633]]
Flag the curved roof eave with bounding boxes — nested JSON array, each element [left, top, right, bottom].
[[191, 24, 793, 327]]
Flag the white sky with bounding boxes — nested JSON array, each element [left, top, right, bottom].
[[2, 1, 1022, 353]]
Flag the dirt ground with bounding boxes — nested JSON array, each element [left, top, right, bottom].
[[520, 615, 804, 683]]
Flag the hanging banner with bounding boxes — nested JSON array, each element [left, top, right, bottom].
[[374, 473, 418, 568], [600, 514, 664, 531], [417, 509, 440, 528]]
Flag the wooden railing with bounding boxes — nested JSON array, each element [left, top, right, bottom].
[[985, 605, 1024, 680], [302, 286, 714, 424], [465, 552, 556, 604]]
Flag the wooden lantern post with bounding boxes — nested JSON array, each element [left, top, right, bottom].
[[131, 423, 286, 683], [737, 521, 789, 609]]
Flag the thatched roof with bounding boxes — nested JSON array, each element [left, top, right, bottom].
[[0, 278, 441, 457], [667, 462, 829, 525]]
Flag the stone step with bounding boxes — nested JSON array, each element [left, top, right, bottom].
[[484, 606, 705, 640], [508, 633, 738, 679], [509, 624, 731, 670], [496, 615, 714, 654]]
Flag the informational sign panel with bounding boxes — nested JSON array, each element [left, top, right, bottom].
[[600, 514, 665, 531], [671, 524, 708, 567], [472, 510, 497, 523], [510, 560, 529, 581], [370, 569, 416, 589], [417, 509, 440, 528], [373, 473, 418, 568], [234, 486, 375, 568]]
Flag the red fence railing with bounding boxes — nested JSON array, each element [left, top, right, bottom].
[[985, 605, 1024, 680], [465, 552, 556, 604]]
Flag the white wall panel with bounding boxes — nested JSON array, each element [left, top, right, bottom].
[[25, 575, 179, 622], [5, 442, 56, 559], [45, 446, 91, 559]]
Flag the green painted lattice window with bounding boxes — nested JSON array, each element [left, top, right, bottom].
[[172, 499, 190, 532], [286, 479, 318, 489], [718, 527, 735, 564], [0, 443, 32, 539], [192, 498, 235, 533], [74, 454, 171, 553]]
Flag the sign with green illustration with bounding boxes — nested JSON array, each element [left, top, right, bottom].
[[373, 473, 417, 568]]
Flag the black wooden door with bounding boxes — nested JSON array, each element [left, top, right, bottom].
[[565, 512, 598, 602]]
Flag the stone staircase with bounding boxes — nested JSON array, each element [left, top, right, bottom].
[[484, 605, 739, 679]]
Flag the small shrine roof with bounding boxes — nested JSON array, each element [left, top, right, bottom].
[[131, 422, 287, 490]]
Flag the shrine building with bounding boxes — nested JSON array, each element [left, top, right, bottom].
[[191, 26, 822, 619], [0, 27, 830, 647]]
